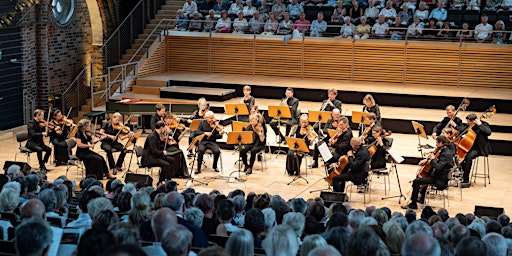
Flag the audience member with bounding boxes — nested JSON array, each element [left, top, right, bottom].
[[225, 228, 254, 256]]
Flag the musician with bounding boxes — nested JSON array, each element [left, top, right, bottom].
[[76, 119, 113, 179], [250, 105, 267, 125], [362, 94, 381, 122], [26, 109, 52, 172], [310, 108, 341, 168], [432, 105, 463, 140], [163, 113, 190, 178], [150, 104, 166, 131], [240, 113, 267, 175], [332, 137, 371, 193], [320, 88, 343, 112], [239, 85, 256, 122], [359, 112, 381, 138], [459, 113, 492, 186], [49, 110, 73, 166], [195, 111, 223, 174], [99, 112, 130, 174], [270, 87, 299, 144], [402, 135, 454, 209], [187, 97, 210, 157], [368, 126, 391, 170], [286, 114, 313, 176], [441, 127, 456, 155], [141, 121, 178, 183], [327, 116, 353, 165]]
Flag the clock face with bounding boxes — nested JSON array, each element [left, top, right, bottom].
[[51, 0, 75, 25]]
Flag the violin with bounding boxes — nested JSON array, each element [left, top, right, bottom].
[[169, 119, 187, 130], [209, 120, 225, 134], [57, 116, 75, 127], [38, 120, 48, 127], [254, 123, 264, 136], [301, 125, 318, 142], [329, 126, 348, 145], [113, 124, 131, 133]]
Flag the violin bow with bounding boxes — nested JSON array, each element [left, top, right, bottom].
[[61, 107, 73, 130], [45, 105, 52, 134], [114, 115, 132, 141]]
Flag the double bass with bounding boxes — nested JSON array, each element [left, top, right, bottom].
[[444, 98, 470, 137], [455, 105, 496, 160]]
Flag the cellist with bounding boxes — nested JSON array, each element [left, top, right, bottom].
[[402, 135, 453, 210], [458, 113, 492, 187], [326, 116, 353, 166], [331, 137, 371, 193]]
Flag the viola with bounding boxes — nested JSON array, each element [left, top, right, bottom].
[[254, 123, 264, 136], [113, 124, 131, 133], [58, 116, 75, 127]]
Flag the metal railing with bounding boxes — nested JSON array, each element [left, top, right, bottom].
[[61, 0, 165, 116], [22, 89, 35, 124]]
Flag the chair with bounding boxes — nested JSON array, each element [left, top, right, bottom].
[[369, 137, 394, 195], [14, 131, 33, 162], [471, 155, 490, 187], [0, 240, 15, 254], [255, 143, 270, 172], [345, 161, 372, 205], [208, 234, 229, 247], [424, 183, 449, 208], [65, 139, 85, 179], [448, 164, 463, 201], [134, 146, 160, 176], [446, 10, 463, 27]]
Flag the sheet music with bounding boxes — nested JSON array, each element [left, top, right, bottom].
[[318, 142, 333, 162], [387, 147, 404, 164]]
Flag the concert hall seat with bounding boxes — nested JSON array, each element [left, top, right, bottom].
[[425, 184, 449, 209], [14, 131, 33, 163], [369, 137, 394, 195], [345, 160, 371, 205], [446, 10, 463, 27], [134, 146, 160, 176]]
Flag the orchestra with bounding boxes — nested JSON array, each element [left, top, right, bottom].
[[49, 109, 75, 166], [26, 109, 52, 172], [99, 112, 130, 175]]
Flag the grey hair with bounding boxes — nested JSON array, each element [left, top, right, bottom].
[[162, 224, 193, 256], [402, 233, 440, 256], [482, 233, 507, 256], [300, 234, 327, 256], [283, 212, 306, 238], [225, 228, 254, 256], [87, 197, 114, 220], [15, 217, 53, 255], [405, 220, 433, 237], [0, 187, 20, 212], [262, 224, 299, 256], [38, 188, 57, 213], [231, 195, 246, 212], [185, 207, 204, 228], [290, 198, 308, 215], [262, 207, 277, 232]]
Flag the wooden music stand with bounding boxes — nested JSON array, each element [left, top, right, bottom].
[[226, 131, 253, 182], [189, 119, 204, 132], [351, 111, 369, 124], [327, 129, 337, 138], [225, 103, 249, 122], [268, 105, 292, 156], [187, 134, 206, 152], [308, 110, 331, 124], [232, 121, 249, 132], [411, 121, 431, 157], [285, 136, 310, 185]]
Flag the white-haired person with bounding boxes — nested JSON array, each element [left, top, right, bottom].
[[225, 228, 254, 256], [262, 224, 300, 256]]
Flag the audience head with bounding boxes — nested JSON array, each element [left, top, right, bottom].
[[382, 220, 405, 255], [77, 229, 116, 256], [244, 208, 265, 235], [326, 226, 351, 255], [348, 209, 365, 231], [497, 214, 510, 228], [346, 227, 383, 256], [283, 212, 306, 238], [262, 224, 299, 256], [92, 209, 120, 230], [300, 234, 327, 256], [468, 220, 486, 239], [432, 221, 449, 240], [108, 222, 140, 246], [0, 187, 20, 212], [20, 198, 46, 219], [405, 220, 433, 237], [487, 220, 503, 234], [262, 207, 277, 232], [307, 245, 342, 256], [104, 244, 148, 256], [163, 191, 185, 213], [15, 217, 53, 256], [218, 199, 235, 222], [401, 233, 440, 256], [502, 226, 512, 239], [225, 228, 254, 256], [482, 232, 507, 256], [290, 198, 308, 215], [449, 224, 469, 247], [87, 197, 114, 220], [152, 207, 178, 241], [231, 195, 246, 213], [457, 236, 487, 256], [371, 208, 388, 226], [186, 207, 204, 228]]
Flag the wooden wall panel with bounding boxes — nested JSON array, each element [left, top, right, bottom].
[[352, 40, 405, 84], [137, 38, 168, 77], [167, 35, 209, 73], [254, 38, 302, 78], [303, 38, 352, 81]]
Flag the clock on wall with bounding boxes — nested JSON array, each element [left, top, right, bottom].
[[51, 0, 75, 25]]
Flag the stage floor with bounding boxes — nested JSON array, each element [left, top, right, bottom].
[[2, 128, 511, 215]]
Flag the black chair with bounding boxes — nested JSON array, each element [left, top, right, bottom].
[[481, 10, 497, 24], [14, 131, 33, 162], [496, 10, 510, 27], [447, 10, 463, 26], [65, 139, 85, 179], [463, 10, 481, 27], [0, 240, 16, 254], [208, 234, 229, 247]]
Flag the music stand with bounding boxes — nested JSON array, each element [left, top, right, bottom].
[[268, 105, 292, 157], [232, 121, 249, 132], [185, 133, 209, 186], [124, 130, 143, 176], [352, 111, 369, 134], [310, 141, 335, 193], [189, 119, 204, 133], [381, 147, 406, 203], [225, 103, 249, 122], [226, 131, 253, 182], [411, 121, 432, 157], [285, 136, 310, 185], [309, 110, 331, 138]]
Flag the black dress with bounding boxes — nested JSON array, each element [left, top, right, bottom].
[[164, 128, 190, 178], [49, 122, 71, 164], [286, 127, 311, 175], [75, 131, 109, 179]]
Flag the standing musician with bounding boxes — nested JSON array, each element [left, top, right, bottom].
[[150, 104, 166, 131], [99, 112, 130, 174], [240, 113, 267, 175], [310, 108, 342, 168], [239, 85, 256, 122], [402, 135, 454, 209], [458, 113, 492, 187], [432, 105, 463, 140], [26, 109, 52, 172], [141, 121, 177, 183], [163, 112, 191, 178], [320, 88, 343, 112], [368, 126, 391, 170], [75, 119, 113, 179], [362, 94, 381, 122], [270, 87, 299, 144], [286, 114, 313, 176], [332, 137, 371, 193], [49, 110, 74, 166], [195, 111, 223, 174]]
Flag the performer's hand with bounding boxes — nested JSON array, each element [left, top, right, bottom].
[[449, 120, 457, 128], [163, 150, 167, 156], [429, 152, 435, 159], [56, 130, 63, 135], [419, 159, 427, 166], [432, 133, 437, 140], [475, 118, 482, 126], [205, 132, 213, 137], [347, 151, 354, 157], [42, 132, 48, 137]]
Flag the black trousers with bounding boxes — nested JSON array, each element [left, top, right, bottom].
[[197, 141, 220, 171], [270, 121, 292, 140], [461, 149, 481, 183], [332, 171, 365, 192], [240, 144, 264, 168], [101, 141, 127, 169], [26, 142, 52, 168], [166, 145, 189, 177], [286, 150, 305, 175], [51, 138, 69, 163], [144, 155, 177, 183], [77, 150, 109, 180], [410, 176, 446, 204]]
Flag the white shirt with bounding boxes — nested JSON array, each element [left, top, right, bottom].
[[233, 18, 248, 31], [475, 23, 493, 39], [414, 9, 429, 20], [407, 22, 424, 34], [66, 213, 91, 229], [182, 1, 198, 16], [365, 6, 380, 19], [379, 7, 397, 18], [243, 6, 256, 17], [372, 22, 389, 35]]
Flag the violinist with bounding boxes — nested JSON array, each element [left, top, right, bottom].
[[250, 105, 265, 124], [332, 137, 371, 193], [459, 113, 492, 187], [141, 121, 177, 184], [239, 85, 256, 122], [99, 112, 130, 174], [195, 111, 223, 174], [187, 97, 210, 157], [26, 109, 52, 172], [359, 112, 381, 139], [270, 87, 299, 144], [240, 113, 266, 175], [327, 116, 353, 166], [368, 126, 391, 170], [286, 114, 311, 176], [49, 110, 73, 166], [163, 112, 191, 178], [432, 105, 463, 140], [320, 88, 343, 112], [310, 108, 342, 168], [150, 104, 166, 131], [75, 119, 113, 179], [402, 135, 453, 209]]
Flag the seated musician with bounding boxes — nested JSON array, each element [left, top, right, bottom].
[[332, 137, 371, 193], [310, 108, 341, 168], [286, 114, 313, 176], [150, 104, 166, 131], [402, 135, 454, 209], [239, 85, 256, 122], [270, 87, 299, 144], [26, 109, 52, 172], [240, 113, 267, 175], [195, 111, 224, 174], [100, 112, 130, 174], [363, 94, 381, 122], [141, 121, 178, 184], [441, 127, 456, 155], [187, 97, 210, 157], [327, 116, 353, 166], [76, 119, 113, 179], [432, 105, 463, 140], [359, 112, 381, 137], [163, 113, 191, 178], [320, 88, 343, 112], [459, 113, 492, 187], [250, 105, 266, 125], [49, 110, 74, 166], [368, 126, 391, 170]]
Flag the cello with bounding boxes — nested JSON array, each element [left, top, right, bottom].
[[326, 155, 349, 186], [417, 147, 441, 178], [455, 106, 496, 161]]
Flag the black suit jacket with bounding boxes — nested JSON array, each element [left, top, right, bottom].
[[348, 146, 371, 181], [196, 119, 222, 143], [321, 99, 342, 112], [459, 121, 492, 156], [332, 127, 353, 156], [141, 130, 164, 165], [432, 116, 463, 135], [178, 216, 209, 248], [27, 119, 45, 145], [430, 147, 455, 185], [150, 112, 163, 131]]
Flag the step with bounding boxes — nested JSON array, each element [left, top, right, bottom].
[[132, 85, 163, 94], [136, 79, 168, 87]]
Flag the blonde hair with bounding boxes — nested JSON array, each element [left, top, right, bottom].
[[445, 105, 456, 111], [113, 112, 122, 119], [363, 94, 375, 105], [243, 85, 251, 92]]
